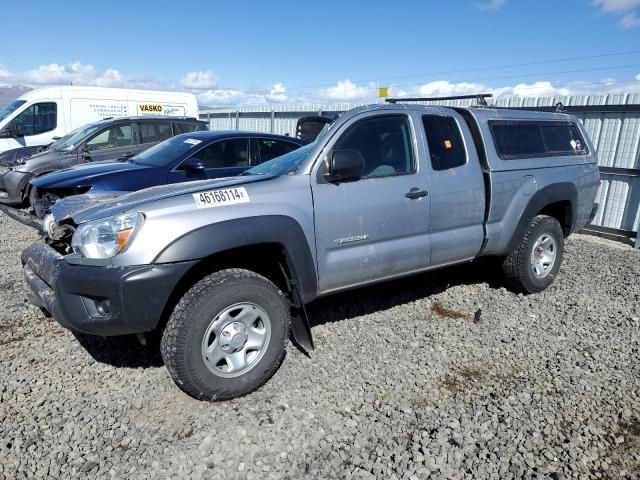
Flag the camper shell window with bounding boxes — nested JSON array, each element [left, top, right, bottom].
[[489, 120, 588, 160]]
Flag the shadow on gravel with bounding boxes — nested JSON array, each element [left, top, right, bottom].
[[74, 333, 164, 368], [306, 257, 505, 327], [71, 259, 504, 368]]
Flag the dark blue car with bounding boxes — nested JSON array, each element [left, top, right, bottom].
[[29, 130, 303, 218]]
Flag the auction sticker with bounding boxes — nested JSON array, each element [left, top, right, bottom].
[[193, 187, 250, 208]]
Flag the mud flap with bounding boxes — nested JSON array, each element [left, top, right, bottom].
[[291, 303, 314, 354], [0, 204, 43, 232]]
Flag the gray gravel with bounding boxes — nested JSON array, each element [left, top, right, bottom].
[[0, 213, 638, 479]]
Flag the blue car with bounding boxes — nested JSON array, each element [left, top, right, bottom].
[[29, 130, 304, 218]]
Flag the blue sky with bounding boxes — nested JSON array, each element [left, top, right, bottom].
[[2, 0, 640, 105]]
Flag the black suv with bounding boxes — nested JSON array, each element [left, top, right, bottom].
[[0, 116, 206, 205]]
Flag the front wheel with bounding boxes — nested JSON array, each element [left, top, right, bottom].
[[161, 269, 290, 401], [502, 215, 564, 293]]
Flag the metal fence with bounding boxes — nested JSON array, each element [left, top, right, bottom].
[[200, 94, 640, 247]]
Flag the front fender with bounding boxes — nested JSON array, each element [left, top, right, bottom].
[[153, 215, 318, 352], [154, 215, 318, 302]]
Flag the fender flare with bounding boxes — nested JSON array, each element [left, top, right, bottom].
[[153, 215, 318, 351], [505, 182, 578, 254]]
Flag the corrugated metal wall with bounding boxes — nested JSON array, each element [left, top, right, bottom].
[[200, 94, 640, 244]]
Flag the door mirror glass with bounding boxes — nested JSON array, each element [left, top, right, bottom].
[[0, 125, 14, 138], [326, 149, 365, 182], [182, 157, 206, 175]]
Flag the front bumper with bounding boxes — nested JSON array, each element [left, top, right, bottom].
[[22, 241, 196, 336], [0, 169, 30, 205]]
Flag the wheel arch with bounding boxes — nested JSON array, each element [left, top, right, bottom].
[[504, 182, 577, 254], [153, 216, 318, 351]]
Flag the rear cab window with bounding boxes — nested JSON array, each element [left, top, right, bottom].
[[489, 120, 589, 160], [421, 115, 466, 171]]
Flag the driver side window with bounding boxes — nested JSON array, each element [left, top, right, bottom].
[[85, 125, 133, 152], [334, 115, 415, 178], [12, 102, 57, 137]]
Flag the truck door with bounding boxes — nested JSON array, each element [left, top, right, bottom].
[[420, 112, 485, 265], [311, 113, 431, 294]]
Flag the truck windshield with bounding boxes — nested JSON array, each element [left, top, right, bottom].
[[133, 135, 203, 166], [50, 124, 102, 152], [0, 100, 26, 124], [244, 124, 330, 176]]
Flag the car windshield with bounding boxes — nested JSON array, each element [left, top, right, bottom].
[[244, 125, 330, 176], [0, 100, 26, 124], [50, 124, 103, 152], [133, 135, 203, 166]]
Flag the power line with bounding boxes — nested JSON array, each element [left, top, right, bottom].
[[278, 65, 640, 96], [281, 49, 640, 92]]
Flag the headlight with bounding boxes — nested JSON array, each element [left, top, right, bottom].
[[71, 213, 143, 259]]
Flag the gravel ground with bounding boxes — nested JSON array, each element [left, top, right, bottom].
[[0, 213, 638, 480]]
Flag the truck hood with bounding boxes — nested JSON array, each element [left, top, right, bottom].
[[31, 161, 151, 189], [52, 174, 277, 225]]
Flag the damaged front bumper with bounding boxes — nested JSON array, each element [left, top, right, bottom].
[[21, 241, 196, 336], [0, 169, 30, 205], [0, 204, 43, 231]]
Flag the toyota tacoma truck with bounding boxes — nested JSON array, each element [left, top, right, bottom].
[[21, 101, 600, 401]]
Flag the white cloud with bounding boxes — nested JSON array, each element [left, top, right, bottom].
[[477, 0, 507, 11], [592, 0, 640, 13], [413, 80, 487, 96], [266, 83, 288, 103], [0, 61, 172, 90], [21, 61, 97, 85], [621, 10, 640, 26], [2, 61, 639, 108], [179, 70, 218, 89], [312, 79, 377, 102], [592, 0, 640, 27]]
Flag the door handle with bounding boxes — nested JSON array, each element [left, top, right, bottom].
[[405, 188, 428, 199]]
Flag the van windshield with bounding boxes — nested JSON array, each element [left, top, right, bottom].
[[50, 124, 102, 152], [0, 100, 26, 124]]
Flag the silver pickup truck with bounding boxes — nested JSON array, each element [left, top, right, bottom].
[[21, 102, 600, 401]]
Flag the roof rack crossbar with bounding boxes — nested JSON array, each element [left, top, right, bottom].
[[386, 93, 493, 106]]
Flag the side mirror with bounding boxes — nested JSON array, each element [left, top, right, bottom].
[[325, 149, 365, 182], [0, 123, 16, 139], [81, 147, 91, 162], [183, 157, 206, 176]]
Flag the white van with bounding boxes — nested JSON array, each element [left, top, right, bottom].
[[0, 86, 199, 154]]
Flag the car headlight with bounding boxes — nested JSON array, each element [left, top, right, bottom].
[[71, 213, 144, 259]]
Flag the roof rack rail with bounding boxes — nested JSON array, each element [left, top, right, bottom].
[[385, 93, 493, 106]]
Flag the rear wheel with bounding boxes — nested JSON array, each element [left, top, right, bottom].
[[161, 269, 290, 401], [502, 215, 564, 293]]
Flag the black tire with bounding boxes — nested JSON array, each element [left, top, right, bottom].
[[161, 269, 290, 401], [502, 215, 564, 294]]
